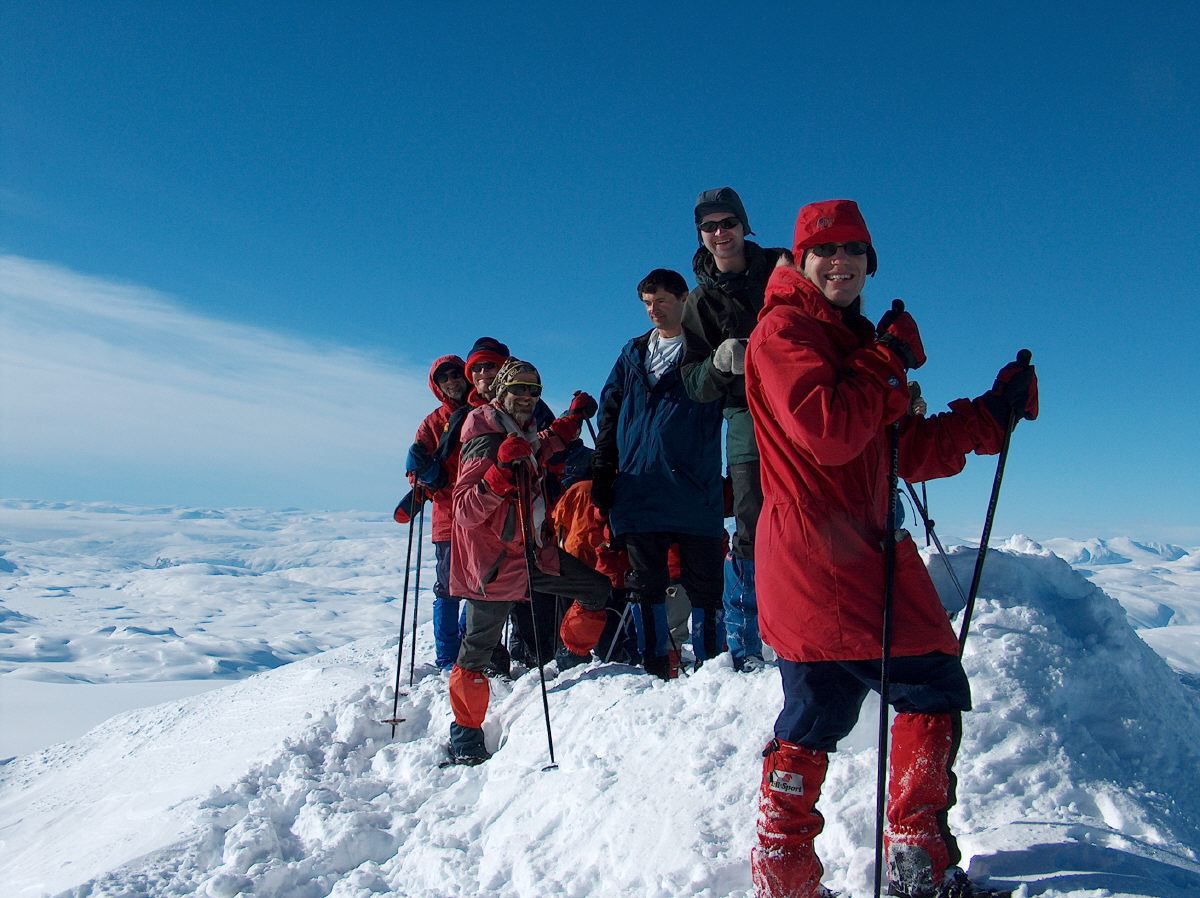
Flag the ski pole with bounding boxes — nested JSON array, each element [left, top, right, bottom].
[[516, 465, 559, 771], [585, 418, 598, 447], [602, 600, 632, 663], [957, 349, 1031, 654], [385, 489, 419, 735], [408, 487, 426, 687], [873, 418, 902, 898], [903, 480, 968, 611], [921, 482, 931, 547]]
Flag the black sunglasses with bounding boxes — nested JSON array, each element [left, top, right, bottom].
[[506, 382, 542, 398], [698, 216, 742, 233], [808, 241, 870, 258]]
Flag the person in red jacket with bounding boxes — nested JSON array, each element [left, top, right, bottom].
[[447, 358, 609, 764], [744, 200, 1038, 898], [405, 355, 470, 670]]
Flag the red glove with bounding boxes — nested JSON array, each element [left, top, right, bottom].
[[497, 433, 533, 466], [483, 434, 532, 496], [875, 300, 926, 370], [568, 390, 598, 420], [983, 350, 1038, 425], [483, 464, 516, 496], [550, 414, 582, 443]]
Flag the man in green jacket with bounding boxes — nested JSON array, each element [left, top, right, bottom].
[[680, 186, 784, 671]]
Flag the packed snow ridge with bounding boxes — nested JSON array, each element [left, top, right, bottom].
[[1, 501, 1198, 898]]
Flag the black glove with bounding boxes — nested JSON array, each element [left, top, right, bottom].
[[982, 350, 1038, 426], [590, 465, 616, 516]]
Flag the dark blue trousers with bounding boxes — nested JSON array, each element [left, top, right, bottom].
[[774, 653, 971, 752]]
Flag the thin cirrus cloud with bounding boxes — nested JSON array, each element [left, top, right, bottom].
[[0, 254, 428, 510]]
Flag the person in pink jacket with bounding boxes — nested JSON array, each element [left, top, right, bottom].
[[744, 199, 1038, 898], [447, 358, 609, 764]]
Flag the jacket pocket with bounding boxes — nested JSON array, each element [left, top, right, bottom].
[[478, 548, 506, 597]]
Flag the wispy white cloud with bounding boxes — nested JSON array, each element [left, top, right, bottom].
[[0, 255, 431, 509]]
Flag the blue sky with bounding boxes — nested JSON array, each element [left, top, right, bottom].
[[2, 2, 1198, 544]]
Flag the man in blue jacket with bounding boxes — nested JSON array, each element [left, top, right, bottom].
[[591, 269, 726, 679]]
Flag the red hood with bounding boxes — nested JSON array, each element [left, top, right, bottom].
[[428, 354, 467, 411]]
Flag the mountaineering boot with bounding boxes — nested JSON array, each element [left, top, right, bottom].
[[751, 739, 828, 898], [555, 646, 591, 671], [448, 722, 491, 766], [723, 554, 763, 670], [886, 713, 961, 898], [481, 642, 511, 679], [886, 867, 1013, 898]]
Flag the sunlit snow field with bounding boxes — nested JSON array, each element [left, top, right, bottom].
[[1, 499, 1198, 898]]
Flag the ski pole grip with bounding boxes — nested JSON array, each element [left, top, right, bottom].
[[1016, 348, 1032, 366], [891, 298, 905, 313]]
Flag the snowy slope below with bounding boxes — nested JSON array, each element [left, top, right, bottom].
[[2, 503, 1199, 897]]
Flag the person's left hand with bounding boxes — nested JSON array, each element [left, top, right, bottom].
[[568, 391, 598, 420], [983, 350, 1038, 425]]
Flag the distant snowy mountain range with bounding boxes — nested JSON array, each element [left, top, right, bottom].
[[1, 500, 1197, 898]]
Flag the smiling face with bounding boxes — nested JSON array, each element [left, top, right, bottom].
[[640, 288, 685, 337], [470, 360, 500, 398], [699, 212, 746, 273], [802, 244, 869, 307], [500, 372, 540, 425], [435, 367, 467, 402]]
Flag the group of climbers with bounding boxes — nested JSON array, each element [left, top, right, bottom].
[[400, 189, 1038, 898]]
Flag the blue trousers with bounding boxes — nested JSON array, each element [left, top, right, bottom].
[[433, 541, 465, 670], [773, 653, 972, 752], [723, 554, 761, 667]]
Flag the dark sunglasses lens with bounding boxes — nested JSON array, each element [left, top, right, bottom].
[[510, 384, 541, 398], [811, 242, 869, 257], [699, 216, 740, 233]]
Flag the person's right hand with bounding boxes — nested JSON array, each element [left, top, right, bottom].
[[497, 433, 533, 467], [875, 300, 926, 370], [713, 337, 747, 375]]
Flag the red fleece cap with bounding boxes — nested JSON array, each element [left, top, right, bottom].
[[793, 199, 876, 276], [793, 199, 872, 252]]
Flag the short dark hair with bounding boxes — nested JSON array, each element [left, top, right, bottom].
[[636, 268, 688, 299]]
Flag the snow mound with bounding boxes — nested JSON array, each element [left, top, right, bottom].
[[4, 546, 1200, 897]]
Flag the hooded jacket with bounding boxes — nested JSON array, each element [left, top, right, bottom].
[[680, 239, 785, 465], [449, 404, 573, 602], [552, 480, 629, 589], [744, 267, 1004, 662], [413, 355, 466, 543], [594, 330, 724, 538]]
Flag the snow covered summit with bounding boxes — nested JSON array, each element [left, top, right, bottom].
[[1, 503, 1198, 897]]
